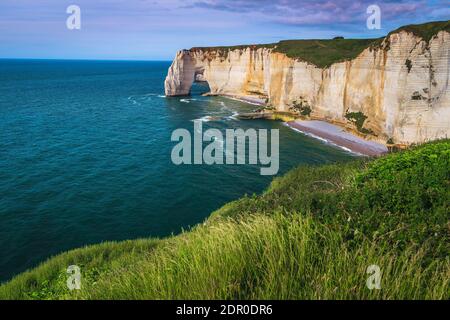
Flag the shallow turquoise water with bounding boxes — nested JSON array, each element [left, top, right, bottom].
[[0, 60, 355, 282]]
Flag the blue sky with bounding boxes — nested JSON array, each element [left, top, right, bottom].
[[0, 0, 448, 60]]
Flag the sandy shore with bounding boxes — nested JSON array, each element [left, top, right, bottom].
[[205, 94, 387, 156], [287, 120, 388, 156], [209, 94, 266, 106], [231, 95, 266, 106]]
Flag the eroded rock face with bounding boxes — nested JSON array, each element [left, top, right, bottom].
[[164, 50, 196, 96], [165, 31, 450, 144]]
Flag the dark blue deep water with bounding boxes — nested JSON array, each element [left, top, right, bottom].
[[0, 59, 355, 282]]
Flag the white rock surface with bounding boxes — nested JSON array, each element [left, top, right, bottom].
[[165, 31, 450, 145]]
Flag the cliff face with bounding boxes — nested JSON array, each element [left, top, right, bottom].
[[165, 31, 450, 145]]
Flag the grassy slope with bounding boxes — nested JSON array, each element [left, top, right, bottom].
[[0, 140, 448, 300], [191, 20, 449, 68], [273, 38, 381, 68], [388, 20, 450, 42]]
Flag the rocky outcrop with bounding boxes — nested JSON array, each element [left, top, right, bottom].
[[165, 30, 450, 145], [164, 50, 197, 96]]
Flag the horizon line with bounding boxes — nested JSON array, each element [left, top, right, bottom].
[[0, 57, 173, 62]]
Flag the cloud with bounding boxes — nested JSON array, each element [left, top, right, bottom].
[[0, 0, 447, 59], [186, 0, 430, 25]]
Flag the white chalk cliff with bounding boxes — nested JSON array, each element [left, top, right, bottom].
[[165, 29, 450, 145]]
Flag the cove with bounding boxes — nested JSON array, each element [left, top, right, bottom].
[[0, 59, 356, 282]]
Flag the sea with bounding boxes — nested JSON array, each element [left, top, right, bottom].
[[0, 59, 356, 282]]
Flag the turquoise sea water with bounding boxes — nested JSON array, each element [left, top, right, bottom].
[[0, 60, 355, 282]]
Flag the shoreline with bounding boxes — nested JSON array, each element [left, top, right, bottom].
[[286, 120, 389, 156], [203, 93, 389, 156], [204, 93, 266, 106]]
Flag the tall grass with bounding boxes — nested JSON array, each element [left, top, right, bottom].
[[0, 140, 448, 300], [76, 213, 447, 300]]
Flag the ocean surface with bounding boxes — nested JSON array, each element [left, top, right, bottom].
[[0, 59, 355, 282]]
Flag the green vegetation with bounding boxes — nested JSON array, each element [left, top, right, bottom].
[[273, 38, 382, 68], [388, 20, 450, 43], [255, 104, 276, 114], [0, 140, 449, 300], [406, 59, 413, 72], [412, 91, 424, 101], [345, 111, 367, 130], [191, 44, 276, 56], [290, 98, 312, 117], [192, 38, 382, 68], [191, 20, 449, 68], [345, 111, 374, 135]]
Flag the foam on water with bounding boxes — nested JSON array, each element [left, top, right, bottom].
[[283, 123, 363, 156]]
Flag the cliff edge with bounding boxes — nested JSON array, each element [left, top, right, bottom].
[[165, 21, 450, 145]]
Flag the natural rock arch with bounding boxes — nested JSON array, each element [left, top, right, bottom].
[[165, 50, 208, 96]]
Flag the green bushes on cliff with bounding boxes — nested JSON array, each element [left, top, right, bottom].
[[192, 21, 449, 69], [273, 38, 382, 68], [0, 140, 448, 300], [289, 98, 312, 117], [345, 111, 375, 135], [389, 20, 450, 43]]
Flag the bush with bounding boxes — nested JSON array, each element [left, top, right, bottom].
[[290, 98, 312, 117], [406, 59, 412, 72], [339, 141, 450, 258], [345, 111, 375, 135]]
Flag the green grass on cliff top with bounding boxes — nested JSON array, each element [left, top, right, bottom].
[[0, 140, 448, 300], [273, 38, 381, 68], [192, 20, 449, 68], [191, 39, 380, 68], [389, 20, 450, 42]]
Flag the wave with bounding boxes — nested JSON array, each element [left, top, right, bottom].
[[192, 116, 221, 122], [127, 93, 163, 105], [180, 98, 200, 103], [127, 96, 140, 105], [284, 123, 362, 156], [225, 112, 239, 121], [219, 101, 230, 112]]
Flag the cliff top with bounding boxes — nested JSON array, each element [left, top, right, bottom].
[[272, 38, 381, 68], [190, 20, 449, 68], [389, 20, 449, 42]]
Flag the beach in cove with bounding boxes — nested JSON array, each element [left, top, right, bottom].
[[286, 120, 389, 156]]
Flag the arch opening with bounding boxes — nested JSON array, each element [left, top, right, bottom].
[[191, 68, 210, 96]]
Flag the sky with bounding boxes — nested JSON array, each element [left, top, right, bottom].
[[0, 0, 448, 60]]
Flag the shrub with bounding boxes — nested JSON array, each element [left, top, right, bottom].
[[406, 59, 413, 72], [290, 98, 312, 117], [340, 141, 450, 258], [345, 111, 374, 134]]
